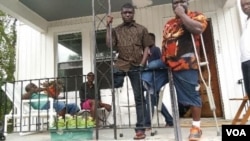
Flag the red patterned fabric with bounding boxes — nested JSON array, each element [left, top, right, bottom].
[[162, 11, 207, 71], [46, 86, 59, 98]]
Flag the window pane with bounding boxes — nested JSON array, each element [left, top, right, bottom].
[[58, 32, 82, 62], [57, 32, 82, 92]]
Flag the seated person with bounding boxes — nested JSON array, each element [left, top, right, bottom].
[[142, 33, 173, 129], [40, 79, 64, 99], [79, 72, 111, 121], [22, 83, 80, 118]]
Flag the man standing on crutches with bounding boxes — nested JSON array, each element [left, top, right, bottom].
[[161, 0, 208, 140]]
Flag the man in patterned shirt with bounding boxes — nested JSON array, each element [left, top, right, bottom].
[[162, 0, 207, 140], [106, 3, 153, 140]]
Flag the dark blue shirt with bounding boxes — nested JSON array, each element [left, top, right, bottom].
[[148, 46, 161, 63]]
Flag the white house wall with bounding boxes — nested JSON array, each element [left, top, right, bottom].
[[16, 23, 53, 80], [16, 0, 243, 119], [212, 7, 243, 120]]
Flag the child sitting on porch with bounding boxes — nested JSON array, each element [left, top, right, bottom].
[[22, 83, 80, 117], [79, 72, 112, 122], [40, 79, 64, 99]]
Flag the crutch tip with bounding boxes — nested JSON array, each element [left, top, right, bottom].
[[119, 133, 123, 137], [150, 130, 157, 136]]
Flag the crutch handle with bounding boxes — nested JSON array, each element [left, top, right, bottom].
[[199, 61, 208, 66]]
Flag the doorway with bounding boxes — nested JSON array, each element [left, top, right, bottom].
[[198, 20, 223, 117]]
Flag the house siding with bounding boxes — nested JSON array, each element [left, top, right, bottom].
[[16, 23, 53, 80], [16, 0, 243, 119]]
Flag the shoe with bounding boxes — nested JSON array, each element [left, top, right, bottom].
[[165, 123, 173, 127], [133, 131, 146, 140], [188, 126, 202, 141], [76, 110, 84, 116]]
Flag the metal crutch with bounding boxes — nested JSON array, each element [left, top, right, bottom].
[[141, 70, 157, 136], [168, 68, 182, 141], [191, 34, 220, 136], [147, 90, 157, 136], [115, 87, 124, 137], [147, 69, 159, 136]]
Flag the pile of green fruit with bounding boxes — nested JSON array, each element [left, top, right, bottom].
[[52, 114, 95, 129]]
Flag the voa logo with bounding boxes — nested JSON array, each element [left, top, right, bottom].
[[226, 129, 246, 136]]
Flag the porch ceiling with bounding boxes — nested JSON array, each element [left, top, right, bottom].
[[19, 0, 172, 21], [0, 0, 236, 32]]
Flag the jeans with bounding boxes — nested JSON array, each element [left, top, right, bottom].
[[114, 66, 146, 132], [141, 59, 173, 127], [141, 59, 168, 93], [173, 70, 201, 107], [43, 100, 80, 115], [145, 92, 173, 127]]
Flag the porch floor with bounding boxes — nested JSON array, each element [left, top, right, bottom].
[[4, 127, 222, 141], [4, 118, 232, 141]]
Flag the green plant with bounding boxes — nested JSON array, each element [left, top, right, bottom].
[[0, 10, 17, 133], [0, 10, 17, 84], [52, 114, 95, 129]]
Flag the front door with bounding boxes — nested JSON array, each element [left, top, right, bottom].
[[199, 20, 223, 117]]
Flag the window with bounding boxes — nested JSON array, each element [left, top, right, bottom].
[[57, 32, 82, 91]]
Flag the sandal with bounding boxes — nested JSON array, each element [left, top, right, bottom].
[[133, 131, 146, 140]]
